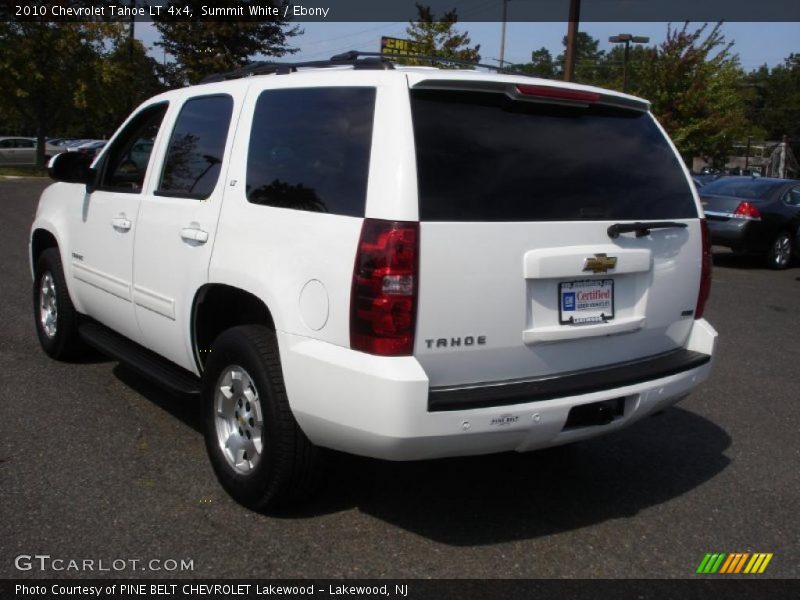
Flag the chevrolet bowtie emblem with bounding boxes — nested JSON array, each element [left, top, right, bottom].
[[583, 253, 618, 273]]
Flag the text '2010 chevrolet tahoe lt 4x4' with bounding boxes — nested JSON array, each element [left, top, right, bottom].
[[31, 53, 717, 510]]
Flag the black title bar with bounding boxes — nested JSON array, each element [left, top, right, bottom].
[[2, 0, 800, 22]]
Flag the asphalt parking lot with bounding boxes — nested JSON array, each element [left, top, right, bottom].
[[1, 177, 798, 579]]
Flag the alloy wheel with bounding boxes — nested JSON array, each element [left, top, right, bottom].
[[213, 365, 264, 474]]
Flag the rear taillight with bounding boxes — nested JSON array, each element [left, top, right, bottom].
[[350, 219, 419, 356], [695, 219, 712, 320], [732, 201, 761, 220]]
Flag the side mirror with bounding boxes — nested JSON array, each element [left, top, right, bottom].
[[48, 152, 96, 190]]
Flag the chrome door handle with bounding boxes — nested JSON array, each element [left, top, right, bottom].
[[111, 216, 132, 231], [180, 227, 209, 244]]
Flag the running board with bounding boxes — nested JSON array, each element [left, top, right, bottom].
[[79, 322, 202, 398]]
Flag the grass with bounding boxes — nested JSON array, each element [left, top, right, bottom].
[[0, 166, 49, 177]]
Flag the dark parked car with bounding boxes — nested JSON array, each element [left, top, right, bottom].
[[701, 176, 800, 269]]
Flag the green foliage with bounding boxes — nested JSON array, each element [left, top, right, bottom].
[[154, 1, 300, 84], [513, 33, 607, 83], [512, 48, 556, 78], [0, 21, 123, 165], [632, 23, 750, 166], [746, 54, 800, 152], [402, 3, 481, 67], [556, 32, 606, 85], [90, 36, 167, 135]]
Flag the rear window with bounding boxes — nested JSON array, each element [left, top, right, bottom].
[[246, 87, 376, 217], [700, 177, 787, 200], [411, 89, 698, 221]]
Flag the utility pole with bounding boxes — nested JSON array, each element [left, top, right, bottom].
[[563, 0, 580, 82], [745, 135, 752, 171], [499, 0, 509, 70], [608, 33, 649, 92]]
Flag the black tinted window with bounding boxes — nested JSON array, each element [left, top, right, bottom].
[[100, 103, 168, 193], [158, 95, 233, 199], [246, 87, 376, 216], [411, 90, 698, 221]]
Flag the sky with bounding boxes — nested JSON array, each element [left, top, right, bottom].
[[136, 21, 799, 72]]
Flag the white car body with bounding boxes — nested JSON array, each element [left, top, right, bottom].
[[31, 65, 717, 465]]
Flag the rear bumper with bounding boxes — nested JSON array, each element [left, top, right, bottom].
[[706, 218, 766, 252], [279, 319, 718, 461]]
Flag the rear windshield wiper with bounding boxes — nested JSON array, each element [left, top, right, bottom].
[[607, 221, 688, 239]]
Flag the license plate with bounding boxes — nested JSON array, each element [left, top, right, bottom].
[[559, 279, 614, 325]]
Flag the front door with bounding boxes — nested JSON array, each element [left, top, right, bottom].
[[69, 103, 169, 342]]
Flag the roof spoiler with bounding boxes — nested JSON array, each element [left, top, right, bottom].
[[411, 79, 650, 112]]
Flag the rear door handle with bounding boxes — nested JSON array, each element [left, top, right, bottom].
[[111, 216, 132, 231], [180, 227, 209, 244]]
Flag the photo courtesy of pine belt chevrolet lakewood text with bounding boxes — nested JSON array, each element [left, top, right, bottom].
[[30, 52, 717, 510]]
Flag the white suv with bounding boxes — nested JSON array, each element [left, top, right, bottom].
[[30, 54, 717, 509]]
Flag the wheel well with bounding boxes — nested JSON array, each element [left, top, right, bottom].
[[31, 229, 58, 267], [193, 285, 275, 370]]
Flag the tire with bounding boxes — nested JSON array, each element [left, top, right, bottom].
[[33, 247, 86, 360], [765, 232, 792, 270], [793, 229, 800, 261], [202, 325, 322, 511]]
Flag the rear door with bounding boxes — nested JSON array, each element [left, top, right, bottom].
[[15, 138, 36, 164], [132, 92, 238, 371], [407, 79, 702, 387]]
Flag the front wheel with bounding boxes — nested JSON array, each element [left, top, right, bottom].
[[33, 248, 86, 359], [202, 325, 322, 511]]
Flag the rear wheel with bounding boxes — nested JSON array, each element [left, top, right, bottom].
[[765, 232, 792, 270], [33, 248, 86, 359], [202, 325, 322, 510]]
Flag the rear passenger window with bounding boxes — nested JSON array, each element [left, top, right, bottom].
[[246, 87, 376, 216], [157, 95, 233, 200]]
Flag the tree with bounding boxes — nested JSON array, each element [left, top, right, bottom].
[[402, 3, 480, 67], [634, 23, 750, 167], [512, 48, 556, 78], [512, 33, 606, 83], [598, 43, 649, 91], [89, 36, 167, 135], [0, 21, 121, 166], [154, 1, 300, 84], [556, 32, 606, 85], [746, 54, 800, 152]]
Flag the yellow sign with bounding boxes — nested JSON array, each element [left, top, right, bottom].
[[381, 37, 423, 57]]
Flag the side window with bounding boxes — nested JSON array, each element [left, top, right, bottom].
[[16, 139, 34, 148], [156, 95, 233, 200], [0, 140, 12, 148], [99, 103, 168, 193], [246, 87, 376, 216], [785, 186, 800, 207]]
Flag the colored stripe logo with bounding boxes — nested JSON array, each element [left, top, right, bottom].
[[696, 552, 773, 574]]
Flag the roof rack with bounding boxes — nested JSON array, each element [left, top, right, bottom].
[[199, 50, 527, 84]]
